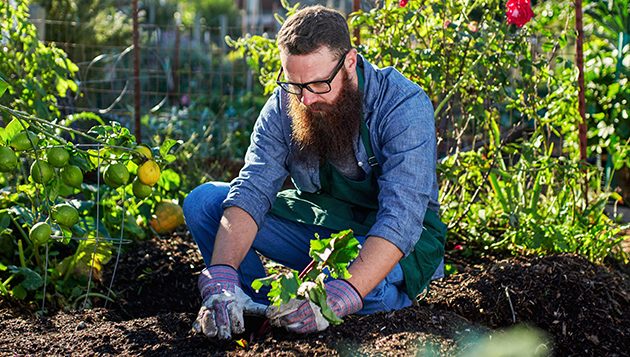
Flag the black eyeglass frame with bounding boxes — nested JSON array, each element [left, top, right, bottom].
[[276, 50, 350, 95]]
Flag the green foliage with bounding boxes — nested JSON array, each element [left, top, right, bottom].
[[182, 0, 241, 27], [584, 0, 630, 47], [252, 229, 360, 324], [146, 95, 261, 193], [353, 0, 628, 263], [441, 127, 629, 262], [582, 0, 630, 191], [0, 102, 180, 308], [0, 20, 180, 309], [0, 1, 78, 120], [34, 0, 133, 47], [230, 0, 629, 263]]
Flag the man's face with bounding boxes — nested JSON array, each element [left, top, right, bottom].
[[279, 47, 349, 108], [282, 48, 362, 163]]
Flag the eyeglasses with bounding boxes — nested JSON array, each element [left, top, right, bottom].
[[276, 50, 350, 95]]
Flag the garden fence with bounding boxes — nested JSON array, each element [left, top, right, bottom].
[[42, 18, 575, 159], [43, 19, 266, 144]]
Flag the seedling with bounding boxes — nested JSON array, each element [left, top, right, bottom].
[[252, 229, 360, 324]]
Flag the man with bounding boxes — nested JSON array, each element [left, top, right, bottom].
[[183, 4, 445, 340]]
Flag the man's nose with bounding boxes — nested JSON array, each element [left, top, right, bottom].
[[300, 90, 319, 106]]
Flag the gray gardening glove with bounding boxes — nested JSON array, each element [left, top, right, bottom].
[[193, 265, 267, 340]]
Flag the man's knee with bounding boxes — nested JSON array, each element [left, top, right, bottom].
[[183, 182, 230, 225]]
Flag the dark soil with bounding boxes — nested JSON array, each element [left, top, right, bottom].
[[1, 231, 629, 356]]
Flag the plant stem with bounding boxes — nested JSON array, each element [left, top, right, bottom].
[[0, 104, 109, 146], [17, 239, 26, 268], [299, 259, 316, 279], [0, 276, 10, 297], [9, 213, 29, 243]]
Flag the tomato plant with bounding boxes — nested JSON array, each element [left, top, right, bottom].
[[0, 102, 180, 309]]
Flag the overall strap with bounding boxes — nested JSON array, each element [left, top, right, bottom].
[[357, 65, 382, 178]]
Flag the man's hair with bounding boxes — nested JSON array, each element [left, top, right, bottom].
[[276, 5, 352, 61]]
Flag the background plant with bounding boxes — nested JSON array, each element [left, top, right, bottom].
[[0, 0, 78, 121], [228, 0, 629, 263], [355, 0, 628, 262], [582, 0, 630, 194]]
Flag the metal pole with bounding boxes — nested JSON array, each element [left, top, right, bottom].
[[132, 0, 141, 143], [575, 0, 588, 201], [353, 0, 360, 45]]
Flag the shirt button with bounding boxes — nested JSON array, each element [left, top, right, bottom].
[[358, 161, 363, 167]]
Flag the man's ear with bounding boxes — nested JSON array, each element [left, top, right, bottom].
[[345, 48, 358, 71]]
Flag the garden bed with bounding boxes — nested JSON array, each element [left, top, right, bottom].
[[1, 232, 628, 356]]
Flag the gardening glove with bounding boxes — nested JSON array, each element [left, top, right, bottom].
[[193, 265, 267, 340], [266, 279, 363, 334]]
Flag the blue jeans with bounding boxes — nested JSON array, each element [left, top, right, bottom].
[[183, 181, 413, 314]]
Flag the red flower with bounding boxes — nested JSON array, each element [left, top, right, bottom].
[[399, 0, 409, 7], [506, 0, 535, 27]]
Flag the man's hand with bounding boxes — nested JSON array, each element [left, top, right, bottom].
[[266, 279, 363, 334], [193, 265, 267, 339]]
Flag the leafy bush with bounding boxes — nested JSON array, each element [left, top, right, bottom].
[[144, 93, 261, 193], [227, 0, 629, 262], [582, 0, 630, 189], [0, 1, 78, 120]]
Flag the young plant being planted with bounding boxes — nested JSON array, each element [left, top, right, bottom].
[[252, 229, 360, 324]]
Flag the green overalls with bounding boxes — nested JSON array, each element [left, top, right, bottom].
[[271, 68, 446, 300]]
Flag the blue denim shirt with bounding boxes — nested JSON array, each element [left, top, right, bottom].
[[223, 54, 440, 257]]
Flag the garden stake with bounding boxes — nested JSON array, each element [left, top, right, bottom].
[[104, 185, 127, 308], [84, 143, 102, 310], [505, 286, 516, 323], [41, 242, 49, 314]]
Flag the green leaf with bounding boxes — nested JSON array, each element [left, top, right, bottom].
[[12, 285, 27, 300], [0, 78, 10, 98], [252, 277, 270, 292], [157, 168, 180, 191], [308, 285, 343, 324], [159, 139, 181, 158], [558, 34, 567, 48], [6, 118, 29, 140], [0, 211, 10, 233], [278, 273, 301, 303], [8, 266, 44, 290]]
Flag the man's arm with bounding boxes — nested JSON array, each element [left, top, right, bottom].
[[210, 206, 258, 269], [345, 236, 403, 297]]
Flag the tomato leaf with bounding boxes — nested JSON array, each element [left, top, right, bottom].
[[8, 266, 43, 290], [0, 78, 9, 99]]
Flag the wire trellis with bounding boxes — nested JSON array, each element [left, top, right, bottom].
[[38, 143, 133, 313], [44, 20, 265, 129]]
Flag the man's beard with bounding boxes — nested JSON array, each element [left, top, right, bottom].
[[288, 69, 363, 164]]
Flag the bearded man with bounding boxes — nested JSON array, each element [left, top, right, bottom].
[[183, 4, 445, 339]]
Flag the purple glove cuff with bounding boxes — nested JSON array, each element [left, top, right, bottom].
[[326, 279, 363, 318], [198, 265, 240, 301]]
